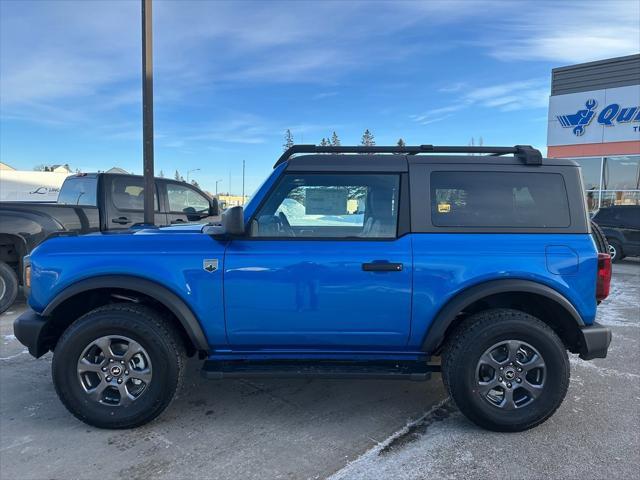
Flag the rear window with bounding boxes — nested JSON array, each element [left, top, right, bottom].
[[57, 177, 97, 206], [431, 171, 571, 228]]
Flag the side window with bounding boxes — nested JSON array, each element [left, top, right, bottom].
[[111, 177, 158, 211], [57, 177, 97, 206], [252, 174, 399, 238], [621, 208, 640, 229], [593, 208, 612, 224], [166, 183, 210, 214], [431, 171, 571, 228]]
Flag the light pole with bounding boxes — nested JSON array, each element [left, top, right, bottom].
[[186, 168, 200, 183], [141, 0, 154, 225], [215, 179, 223, 196]]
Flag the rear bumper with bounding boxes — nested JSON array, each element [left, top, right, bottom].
[[13, 309, 50, 358], [578, 322, 612, 360]]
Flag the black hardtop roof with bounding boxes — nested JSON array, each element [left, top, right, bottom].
[[276, 144, 579, 171]]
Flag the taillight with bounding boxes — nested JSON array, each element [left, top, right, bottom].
[[596, 253, 612, 302]]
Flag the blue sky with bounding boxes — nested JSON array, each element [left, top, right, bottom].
[[1, 0, 639, 194]]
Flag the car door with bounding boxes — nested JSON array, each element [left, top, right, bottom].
[[620, 207, 640, 255], [223, 172, 412, 348], [103, 175, 165, 229], [163, 181, 215, 225]]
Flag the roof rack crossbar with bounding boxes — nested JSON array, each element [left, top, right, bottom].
[[274, 144, 542, 167]]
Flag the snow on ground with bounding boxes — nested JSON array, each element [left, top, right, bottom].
[[329, 259, 640, 480]]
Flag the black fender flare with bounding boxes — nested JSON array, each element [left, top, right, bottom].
[[421, 279, 584, 353], [43, 275, 209, 352]]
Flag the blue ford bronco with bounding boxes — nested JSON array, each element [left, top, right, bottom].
[[14, 144, 613, 431]]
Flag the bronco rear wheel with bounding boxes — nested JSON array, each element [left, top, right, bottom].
[[52, 304, 185, 429], [442, 308, 569, 432]]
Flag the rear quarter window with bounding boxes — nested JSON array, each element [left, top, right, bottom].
[[57, 177, 97, 206], [431, 171, 571, 228]]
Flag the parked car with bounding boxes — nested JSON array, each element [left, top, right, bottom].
[[14, 145, 612, 432], [592, 205, 640, 262], [0, 173, 218, 313]]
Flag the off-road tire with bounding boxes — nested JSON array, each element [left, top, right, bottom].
[[52, 304, 186, 429], [0, 261, 18, 314], [442, 308, 570, 432]]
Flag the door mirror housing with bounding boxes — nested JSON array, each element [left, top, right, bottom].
[[223, 206, 245, 235], [205, 205, 244, 236]]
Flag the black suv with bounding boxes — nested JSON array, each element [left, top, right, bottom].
[[592, 205, 640, 262]]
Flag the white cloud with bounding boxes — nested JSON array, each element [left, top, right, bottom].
[[1, 0, 637, 131], [411, 78, 550, 125], [479, 1, 640, 63], [410, 104, 469, 124], [187, 114, 270, 144], [438, 82, 467, 93]]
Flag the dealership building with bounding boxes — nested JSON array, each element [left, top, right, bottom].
[[547, 54, 640, 212]]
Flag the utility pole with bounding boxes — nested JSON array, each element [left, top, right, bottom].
[[242, 160, 245, 205], [187, 168, 200, 183], [215, 179, 222, 196], [141, 0, 155, 225]]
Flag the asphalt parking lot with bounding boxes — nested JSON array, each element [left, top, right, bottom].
[[1, 260, 638, 480]]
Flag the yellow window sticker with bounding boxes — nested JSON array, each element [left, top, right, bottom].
[[438, 203, 451, 213]]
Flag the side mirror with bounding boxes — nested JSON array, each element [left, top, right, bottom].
[[223, 206, 245, 235], [209, 198, 220, 217], [203, 205, 244, 236]]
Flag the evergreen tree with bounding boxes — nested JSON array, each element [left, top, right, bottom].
[[361, 129, 375, 153], [283, 129, 294, 151], [397, 138, 406, 148], [174, 170, 181, 181], [319, 137, 330, 147], [190, 179, 200, 188], [159, 169, 165, 178], [330, 131, 341, 147]]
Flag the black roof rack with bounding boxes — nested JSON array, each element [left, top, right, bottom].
[[274, 144, 542, 168]]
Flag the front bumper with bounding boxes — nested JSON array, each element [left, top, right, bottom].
[[13, 309, 50, 358], [577, 322, 612, 360]]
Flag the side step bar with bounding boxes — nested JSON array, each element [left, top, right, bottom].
[[201, 360, 440, 381]]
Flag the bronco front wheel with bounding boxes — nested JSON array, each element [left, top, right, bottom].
[[52, 304, 185, 429], [442, 308, 570, 432]]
